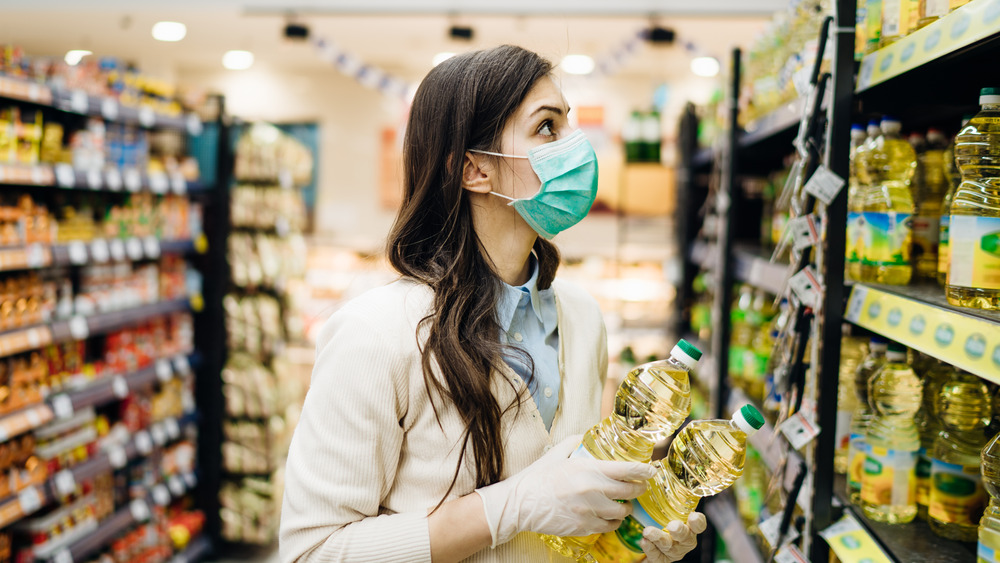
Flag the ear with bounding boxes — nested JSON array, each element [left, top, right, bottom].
[[461, 151, 493, 194]]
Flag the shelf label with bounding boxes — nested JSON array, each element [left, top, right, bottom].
[[126, 237, 144, 261], [70, 90, 88, 113], [51, 394, 74, 419], [101, 97, 119, 121], [24, 407, 42, 427], [112, 375, 129, 399], [156, 359, 173, 382], [26, 244, 46, 268], [107, 444, 128, 469], [143, 236, 161, 259], [819, 514, 892, 563], [54, 163, 75, 188], [173, 356, 191, 375], [774, 544, 810, 563], [151, 423, 167, 446], [130, 498, 151, 522], [149, 172, 169, 194], [54, 469, 77, 497], [170, 172, 187, 195], [91, 239, 110, 264], [153, 484, 171, 506], [135, 430, 153, 455], [123, 167, 142, 192], [138, 107, 156, 127], [109, 238, 126, 262], [17, 486, 41, 515], [186, 114, 203, 136], [788, 266, 823, 311], [780, 411, 821, 450], [30, 165, 47, 185], [184, 472, 197, 489], [165, 418, 181, 440], [68, 241, 88, 265], [105, 168, 123, 191], [788, 214, 822, 251], [803, 165, 846, 205], [759, 511, 800, 550], [86, 168, 102, 190], [53, 549, 73, 563], [168, 475, 185, 496], [69, 315, 90, 341]]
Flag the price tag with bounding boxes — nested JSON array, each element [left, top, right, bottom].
[[186, 114, 203, 135], [165, 417, 181, 440], [17, 486, 41, 515], [108, 445, 128, 469], [278, 169, 293, 190], [105, 168, 123, 191], [153, 484, 171, 506], [138, 107, 156, 127], [168, 475, 185, 496], [844, 285, 869, 323], [170, 172, 187, 195], [55, 163, 75, 188], [184, 472, 197, 489], [775, 544, 810, 563], [112, 375, 129, 399], [27, 83, 42, 102], [101, 98, 119, 121], [779, 411, 822, 450], [792, 67, 812, 97], [787, 266, 823, 311], [126, 238, 144, 260], [24, 407, 42, 427], [173, 554, 189, 563], [787, 214, 821, 251], [135, 430, 153, 455], [54, 469, 77, 496], [69, 315, 90, 340], [90, 239, 110, 263], [109, 238, 126, 262], [30, 165, 46, 185], [149, 172, 169, 194], [124, 167, 142, 192], [156, 359, 173, 382], [143, 236, 161, 259], [803, 165, 846, 205], [53, 549, 74, 563], [758, 512, 800, 550], [51, 394, 74, 419], [68, 241, 88, 265], [820, 514, 892, 563], [70, 90, 88, 113], [151, 423, 167, 446], [86, 168, 102, 189], [172, 356, 191, 375], [130, 498, 151, 522], [26, 244, 46, 268], [26, 328, 42, 349]]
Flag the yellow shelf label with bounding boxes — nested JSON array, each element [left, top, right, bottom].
[[845, 284, 1000, 382], [857, 0, 1000, 91], [819, 514, 892, 563]]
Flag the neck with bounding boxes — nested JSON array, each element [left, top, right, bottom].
[[467, 192, 537, 286]]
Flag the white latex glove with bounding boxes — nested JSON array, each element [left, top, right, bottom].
[[640, 512, 708, 563], [475, 434, 656, 547]]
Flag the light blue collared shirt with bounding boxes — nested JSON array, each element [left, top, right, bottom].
[[497, 257, 560, 430]]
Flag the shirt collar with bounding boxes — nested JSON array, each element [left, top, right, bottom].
[[497, 255, 549, 331]]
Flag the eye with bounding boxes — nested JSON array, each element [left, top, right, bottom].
[[537, 120, 556, 138]]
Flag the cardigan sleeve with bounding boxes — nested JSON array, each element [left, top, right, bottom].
[[279, 305, 431, 563]]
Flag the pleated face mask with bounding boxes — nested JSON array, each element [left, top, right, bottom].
[[470, 129, 599, 240]]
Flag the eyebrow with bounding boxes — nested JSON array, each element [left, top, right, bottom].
[[530, 105, 571, 117]]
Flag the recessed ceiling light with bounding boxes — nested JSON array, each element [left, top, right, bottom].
[[152, 21, 187, 42], [432, 52, 456, 66], [64, 50, 92, 66], [690, 56, 721, 77], [560, 54, 595, 75], [223, 50, 255, 70]]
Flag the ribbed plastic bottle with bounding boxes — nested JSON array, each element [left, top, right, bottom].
[[947, 88, 1000, 310], [861, 117, 916, 285], [861, 342, 922, 523], [847, 123, 869, 281], [540, 340, 701, 560], [742, 289, 776, 403], [836, 325, 869, 475], [847, 336, 888, 506], [912, 128, 950, 281], [585, 405, 765, 563], [729, 285, 755, 393], [915, 360, 954, 520], [978, 431, 1000, 562], [939, 116, 973, 286], [851, 120, 883, 281], [929, 370, 991, 541]]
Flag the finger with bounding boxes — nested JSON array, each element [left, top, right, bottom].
[[643, 526, 674, 552], [639, 539, 667, 563], [591, 460, 657, 482], [587, 497, 632, 522], [688, 511, 708, 534], [596, 478, 648, 501], [666, 520, 692, 544]]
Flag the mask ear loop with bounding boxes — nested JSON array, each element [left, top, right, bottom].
[[468, 149, 529, 205]]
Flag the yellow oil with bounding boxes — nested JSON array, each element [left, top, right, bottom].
[[912, 129, 950, 280], [729, 285, 755, 393], [915, 360, 954, 520], [861, 344, 922, 523], [917, 0, 950, 28], [742, 290, 776, 403], [586, 406, 763, 563], [852, 121, 882, 281], [947, 90, 1000, 310], [938, 118, 969, 286], [978, 432, 1000, 562], [848, 337, 888, 506], [847, 124, 869, 281], [929, 372, 991, 541], [836, 326, 869, 475], [861, 119, 916, 285]]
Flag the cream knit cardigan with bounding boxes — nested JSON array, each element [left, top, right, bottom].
[[280, 277, 608, 563]]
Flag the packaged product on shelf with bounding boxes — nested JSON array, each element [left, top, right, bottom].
[[740, 289, 776, 403], [846, 124, 867, 279], [220, 475, 283, 544], [938, 115, 971, 286], [914, 359, 954, 520], [0, 431, 45, 499], [849, 120, 882, 281], [928, 370, 991, 541], [835, 324, 868, 475], [860, 342, 922, 523], [911, 128, 949, 281], [34, 406, 100, 477], [847, 336, 889, 506], [948, 88, 1000, 310], [864, 0, 883, 54], [729, 285, 754, 391], [918, 0, 951, 28], [981, 431, 1000, 562], [0, 349, 49, 416]]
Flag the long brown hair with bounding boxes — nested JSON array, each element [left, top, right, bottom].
[[386, 45, 561, 503]]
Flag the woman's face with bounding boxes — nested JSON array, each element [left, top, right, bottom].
[[493, 76, 571, 200]]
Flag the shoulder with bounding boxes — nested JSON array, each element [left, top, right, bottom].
[[551, 277, 602, 319], [319, 278, 434, 347]]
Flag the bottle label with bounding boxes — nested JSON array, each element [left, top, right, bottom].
[[867, 0, 883, 45], [912, 215, 940, 263], [861, 446, 917, 506], [979, 526, 1000, 563], [925, 0, 949, 16], [729, 346, 746, 377], [948, 215, 1000, 289], [862, 211, 912, 267], [939, 215, 951, 276], [588, 517, 647, 562], [847, 211, 864, 265], [882, 0, 903, 36], [572, 443, 596, 460], [929, 458, 986, 525], [916, 448, 932, 507], [835, 411, 853, 454], [848, 434, 869, 491]]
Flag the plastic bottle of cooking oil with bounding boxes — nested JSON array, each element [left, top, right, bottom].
[[836, 325, 869, 475], [978, 431, 1000, 562], [911, 129, 950, 281], [848, 336, 889, 505], [541, 340, 701, 560], [918, 0, 951, 28], [729, 285, 755, 392], [734, 447, 766, 530], [947, 88, 1000, 310], [929, 370, 991, 541], [861, 342, 922, 523], [861, 117, 916, 285], [915, 360, 955, 519], [852, 120, 883, 281], [586, 405, 765, 563], [865, 0, 884, 53], [847, 124, 869, 282], [880, 0, 913, 47], [939, 116, 973, 286], [741, 290, 775, 403]]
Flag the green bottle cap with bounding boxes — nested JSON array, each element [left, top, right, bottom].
[[981, 87, 1000, 96], [677, 339, 702, 361], [740, 405, 765, 430], [887, 342, 907, 354]]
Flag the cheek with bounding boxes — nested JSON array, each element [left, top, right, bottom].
[[509, 160, 541, 198]]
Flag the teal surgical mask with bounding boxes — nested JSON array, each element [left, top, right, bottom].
[[470, 129, 599, 240]]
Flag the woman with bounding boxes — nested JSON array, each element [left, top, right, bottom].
[[280, 45, 705, 563]]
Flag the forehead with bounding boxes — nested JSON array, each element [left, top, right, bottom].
[[515, 76, 568, 117]]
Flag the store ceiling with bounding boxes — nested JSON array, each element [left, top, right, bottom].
[[0, 2, 771, 79]]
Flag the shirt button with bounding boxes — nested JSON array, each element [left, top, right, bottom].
[[544, 387, 553, 398], [544, 445, 552, 453], [513, 332, 523, 342]]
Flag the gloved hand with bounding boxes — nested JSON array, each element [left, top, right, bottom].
[[475, 434, 656, 547], [640, 512, 708, 563]]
